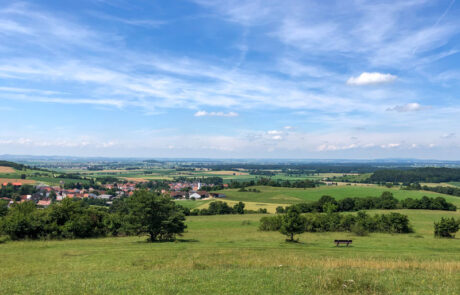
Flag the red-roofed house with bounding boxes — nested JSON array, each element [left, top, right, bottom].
[[37, 199, 51, 208]]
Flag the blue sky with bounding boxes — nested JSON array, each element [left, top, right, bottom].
[[0, 0, 459, 159]]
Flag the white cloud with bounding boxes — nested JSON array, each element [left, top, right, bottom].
[[347, 72, 397, 86], [386, 103, 423, 112], [380, 143, 400, 149], [194, 110, 238, 117]]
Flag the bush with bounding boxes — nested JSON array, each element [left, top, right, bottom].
[[258, 215, 282, 231], [434, 217, 459, 238]]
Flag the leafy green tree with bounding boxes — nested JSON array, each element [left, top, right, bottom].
[[434, 217, 459, 238], [275, 206, 285, 214], [280, 207, 306, 241], [233, 201, 245, 214], [126, 190, 186, 241], [0, 201, 45, 240]]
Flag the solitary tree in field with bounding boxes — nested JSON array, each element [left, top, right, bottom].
[[127, 190, 186, 241], [280, 207, 306, 242], [233, 201, 245, 214]]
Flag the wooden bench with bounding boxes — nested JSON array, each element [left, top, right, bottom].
[[334, 240, 352, 247]]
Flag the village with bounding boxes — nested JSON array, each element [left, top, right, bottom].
[[0, 179, 226, 208]]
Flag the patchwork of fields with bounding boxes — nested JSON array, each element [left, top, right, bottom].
[[0, 210, 458, 294]]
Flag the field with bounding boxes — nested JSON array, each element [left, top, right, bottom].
[[0, 178, 36, 185], [0, 209, 459, 294], [0, 166, 16, 173], [206, 185, 460, 211]]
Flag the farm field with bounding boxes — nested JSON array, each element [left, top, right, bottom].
[[216, 185, 460, 208], [0, 166, 16, 173], [0, 210, 458, 294]]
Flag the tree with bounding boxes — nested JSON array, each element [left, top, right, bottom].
[[233, 201, 245, 214], [0, 201, 45, 240], [126, 190, 186, 241], [275, 206, 285, 214], [280, 207, 306, 241], [434, 217, 459, 238]]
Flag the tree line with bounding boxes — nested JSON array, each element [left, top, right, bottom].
[[275, 192, 456, 214], [260, 207, 413, 241], [403, 183, 460, 197], [369, 167, 460, 184], [0, 190, 186, 242], [178, 201, 268, 216]]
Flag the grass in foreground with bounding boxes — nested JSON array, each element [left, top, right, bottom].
[[0, 210, 459, 294]]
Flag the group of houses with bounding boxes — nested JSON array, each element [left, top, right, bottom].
[[1, 179, 226, 208]]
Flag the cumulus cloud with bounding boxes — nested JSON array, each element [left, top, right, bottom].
[[194, 110, 238, 117], [347, 72, 397, 86], [386, 103, 423, 112]]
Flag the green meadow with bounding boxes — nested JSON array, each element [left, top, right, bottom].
[[0, 209, 459, 294], [217, 185, 460, 208]]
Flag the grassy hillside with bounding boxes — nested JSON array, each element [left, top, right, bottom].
[[0, 210, 458, 294]]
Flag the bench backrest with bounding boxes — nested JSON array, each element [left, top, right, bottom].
[[334, 240, 352, 243]]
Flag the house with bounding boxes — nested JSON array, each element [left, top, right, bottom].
[[37, 199, 51, 208], [97, 194, 113, 200], [189, 193, 201, 199]]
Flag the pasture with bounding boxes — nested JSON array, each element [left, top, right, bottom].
[[0, 210, 459, 294]]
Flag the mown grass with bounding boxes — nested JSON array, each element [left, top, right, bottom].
[[0, 210, 459, 294]]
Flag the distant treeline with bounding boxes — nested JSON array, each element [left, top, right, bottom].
[[192, 163, 387, 173], [178, 201, 267, 216], [369, 168, 460, 183], [403, 183, 460, 197], [260, 210, 413, 234], [276, 192, 456, 213], [0, 161, 27, 170], [248, 170, 276, 176], [219, 178, 317, 189]]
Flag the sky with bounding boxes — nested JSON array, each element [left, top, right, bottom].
[[0, 0, 459, 159]]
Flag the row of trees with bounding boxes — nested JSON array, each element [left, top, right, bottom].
[[221, 178, 317, 190], [403, 184, 460, 197], [179, 201, 268, 216], [276, 193, 456, 214], [0, 190, 186, 242], [369, 167, 460, 184], [260, 207, 413, 241]]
